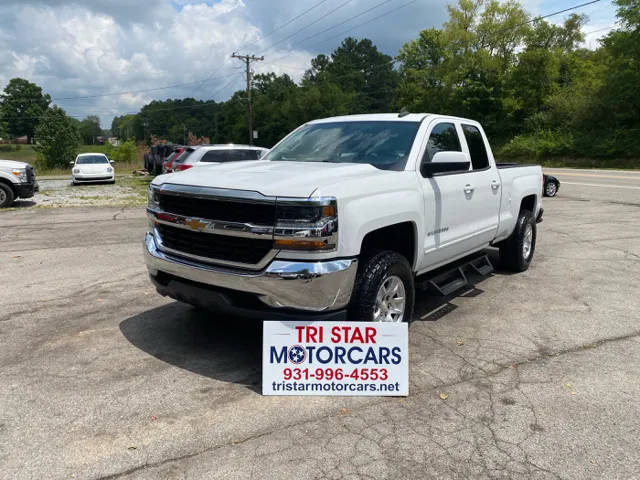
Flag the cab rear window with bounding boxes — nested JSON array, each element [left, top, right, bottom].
[[200, 149, 262, 163]]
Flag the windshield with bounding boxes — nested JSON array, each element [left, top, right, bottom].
[[76, 155, 108, 165], [200, 149, 263, 163], [264, 121, 420, 171]]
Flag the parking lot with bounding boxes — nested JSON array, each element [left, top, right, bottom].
[[1, 168, 639, 480]]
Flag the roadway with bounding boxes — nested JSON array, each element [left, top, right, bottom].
[[543, 167, 640, 205]]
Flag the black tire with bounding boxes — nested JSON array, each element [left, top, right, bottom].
[[349, 250, 415, 322], [0, 182, 15, 208], [500, 209, 536, 272], [544, 180, 558, 197]]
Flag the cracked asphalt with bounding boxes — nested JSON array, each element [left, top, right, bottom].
[[1, 172, 640, 480]]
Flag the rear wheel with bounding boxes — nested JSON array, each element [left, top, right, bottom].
[[0, 183, 15, 208], [349, 251, 414, 322], [500, 209, 536, 272]]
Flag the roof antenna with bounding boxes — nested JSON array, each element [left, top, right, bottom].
[[398, 107, 410, 118]]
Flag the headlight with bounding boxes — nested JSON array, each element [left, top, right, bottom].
[[147, 185, 160, 209], [11, 169, 27, 182], [73, 168, 80, 174], [273, 198, 337, 251], [107, 167, 113, 173]]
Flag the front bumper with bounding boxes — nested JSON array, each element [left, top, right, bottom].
[[73, 174, 115, 182], [144, 232, 358, 313], [15, 181, 39, 198]]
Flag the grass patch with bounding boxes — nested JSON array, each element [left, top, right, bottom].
[[118, 175, 153, 194]]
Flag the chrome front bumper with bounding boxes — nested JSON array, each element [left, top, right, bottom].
[[144, 232, 357, 312]]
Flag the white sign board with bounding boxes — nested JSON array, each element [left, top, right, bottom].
[[262, 321, 408, 396]]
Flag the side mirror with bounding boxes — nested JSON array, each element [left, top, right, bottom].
[[421, 151, 470, 177], [109, 160, 115, 164], [69, 161, 75, 166]]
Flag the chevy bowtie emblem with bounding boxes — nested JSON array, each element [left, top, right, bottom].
[[184, 218, 208, 231]]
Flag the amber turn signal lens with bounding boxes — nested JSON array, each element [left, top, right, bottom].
[[321, 205, 336, 217], [274, 238, 330, 250]]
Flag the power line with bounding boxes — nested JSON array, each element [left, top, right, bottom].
[[50, 70, 242, 101], [266, 0, 419, 65], [236, 0, 333, 52], [293, 0, 395, 46], [259, 0, 355, 54], [584, 24, 616, 34], [491, 0, 602, 36], [312, 0, 420, 47]]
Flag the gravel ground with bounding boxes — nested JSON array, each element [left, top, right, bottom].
[[12, 176, 150, 208]]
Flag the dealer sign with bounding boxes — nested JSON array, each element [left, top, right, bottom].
[[262, 321, 408, 396]]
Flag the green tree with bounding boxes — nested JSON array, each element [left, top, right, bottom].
[[0, 78, 51, 142], [78, 115, 102, 144], [111, 114, 137, 140], [305, 37, 397, 113], [34, 106, 80, 168]]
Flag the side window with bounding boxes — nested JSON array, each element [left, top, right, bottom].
[[422, 122, 461, 163], [462, 124, 489, 170]]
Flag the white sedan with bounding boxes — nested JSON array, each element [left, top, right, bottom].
[[71, 153, 115, 184]]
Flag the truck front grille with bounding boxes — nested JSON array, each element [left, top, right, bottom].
[[156, 224, 273, 266], [158, 193, 275, 225]]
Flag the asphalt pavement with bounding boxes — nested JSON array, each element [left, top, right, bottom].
[[1, 168, 639, 479]]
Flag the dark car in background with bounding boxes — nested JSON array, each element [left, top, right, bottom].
[[543, 174, 560, 197]]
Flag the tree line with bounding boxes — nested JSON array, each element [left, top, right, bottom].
[[2, 0, 639, 168]]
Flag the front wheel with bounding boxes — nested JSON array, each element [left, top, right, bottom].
[[500, 209, 536, 272], [0, 183, 15, 208], [349, 251, 415, 322]]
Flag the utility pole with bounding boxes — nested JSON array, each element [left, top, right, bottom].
[[231, 52, 263, 145]]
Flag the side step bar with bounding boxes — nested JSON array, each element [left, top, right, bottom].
[[417, 253, 494, 296]]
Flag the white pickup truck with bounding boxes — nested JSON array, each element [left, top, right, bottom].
[[0, 159, 39, 208], [144, 113, 543, 322]]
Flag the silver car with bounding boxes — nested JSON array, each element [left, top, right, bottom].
[[171, 144, 268, 172]]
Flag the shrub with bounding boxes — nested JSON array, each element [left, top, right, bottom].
[[498, 130, 574, 159], [104, 140, 137, 164]]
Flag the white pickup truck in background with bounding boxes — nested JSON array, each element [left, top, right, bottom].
[[0, 159, 39, 208], [144, 113, 543, 322]]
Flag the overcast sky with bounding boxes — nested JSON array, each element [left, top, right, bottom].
[[0, 0, 618, 128]]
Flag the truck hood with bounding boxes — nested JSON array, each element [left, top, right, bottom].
[[154, 160, 390, 197], [0, 159, 30, 169]]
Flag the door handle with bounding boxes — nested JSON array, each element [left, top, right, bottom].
[[491, 181, 501, 190], [464, 184, 475, 194]]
